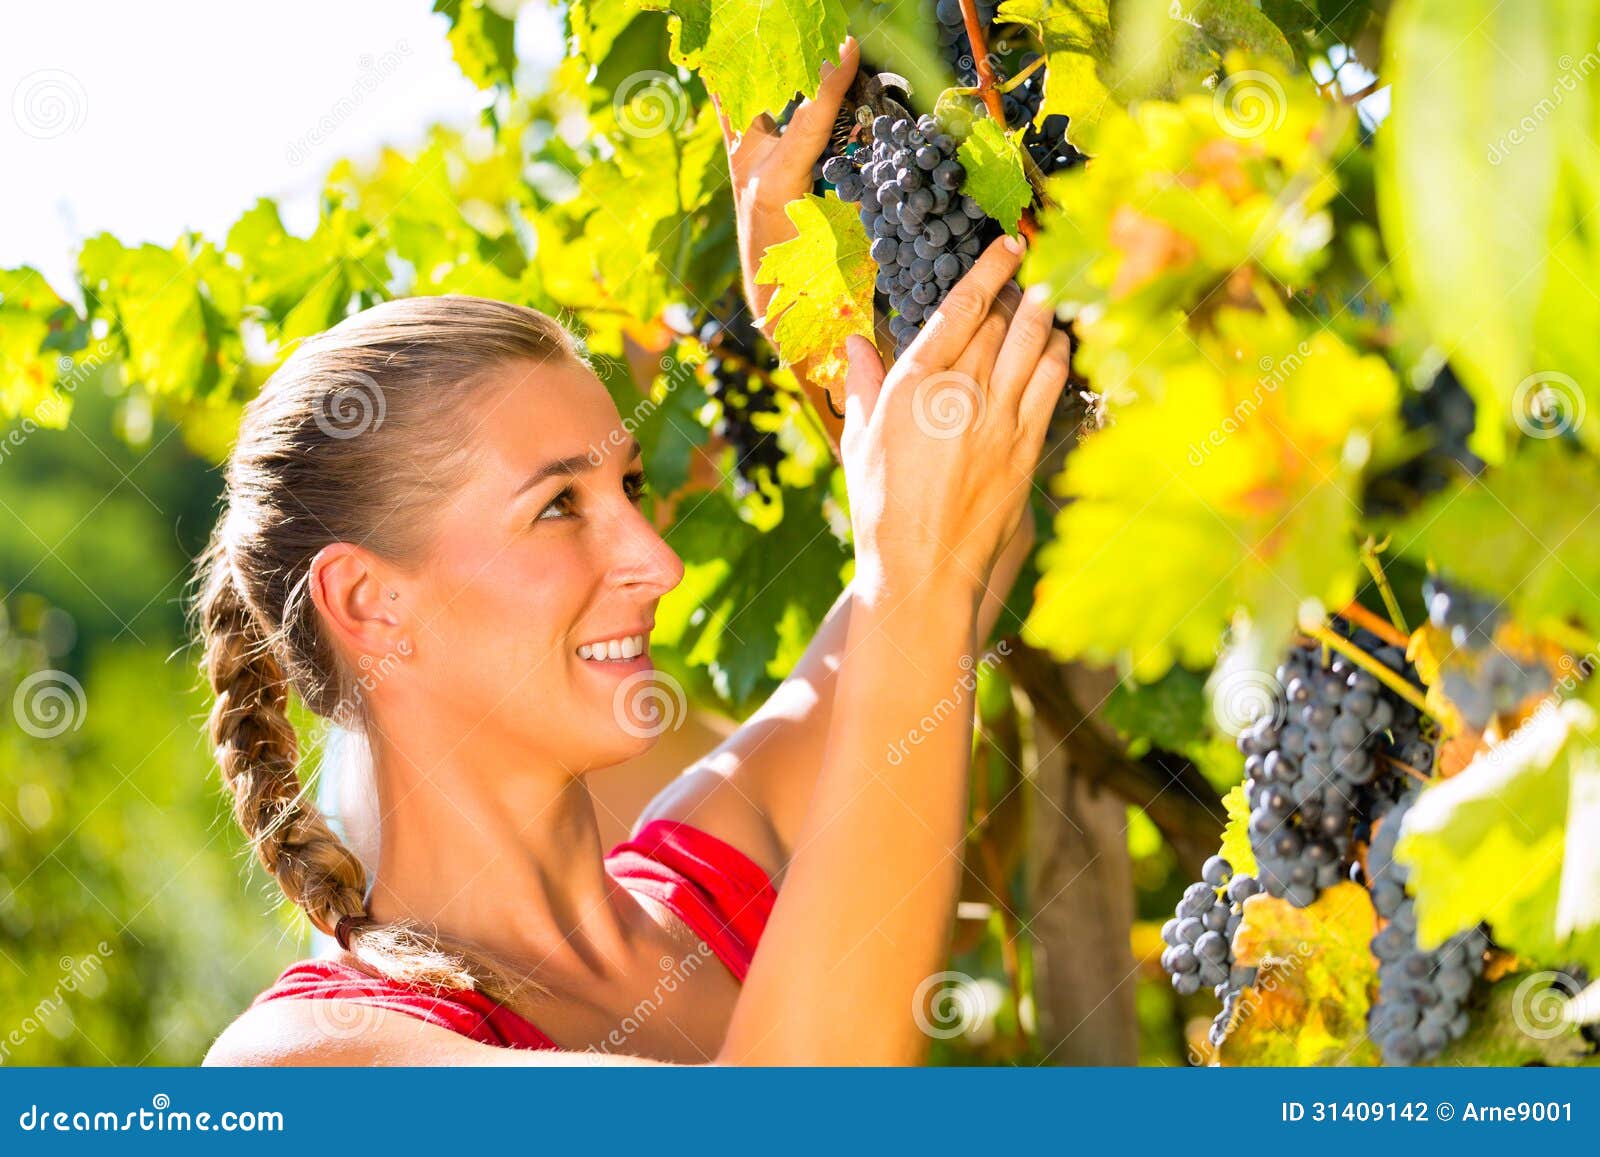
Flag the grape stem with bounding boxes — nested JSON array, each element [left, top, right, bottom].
[[1378, 752, 1432, 786], [1338, 600, 1409, 650], [954, 0, 1041, 240], [1359, 536, 1409, 634], [996, 53, 1046, 93], [1301, 621, 1433, 719]]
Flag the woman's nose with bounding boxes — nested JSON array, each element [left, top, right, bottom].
[[611, 506, 684, 595]]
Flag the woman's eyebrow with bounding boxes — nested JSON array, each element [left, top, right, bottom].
[[513, 438, 642, 496]]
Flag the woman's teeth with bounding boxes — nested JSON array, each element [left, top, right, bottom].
[[577, 634, 646, 661]]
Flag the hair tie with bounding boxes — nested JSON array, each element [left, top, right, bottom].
[[334, 915, 362, 951]]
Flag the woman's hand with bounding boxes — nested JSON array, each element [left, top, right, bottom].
[[839, 235, 1070, 594], [718, 39, 860, 344]]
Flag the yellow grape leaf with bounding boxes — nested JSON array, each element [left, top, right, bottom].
[[1220, 883, 1380, 1065], [995, 0, 1113, 148], [755, 192, 876, 388], [1218, 783, 1256, 878], [1023, 309, 1398, 679]]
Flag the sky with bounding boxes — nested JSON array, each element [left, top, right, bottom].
[[0, 0, 562, 294]]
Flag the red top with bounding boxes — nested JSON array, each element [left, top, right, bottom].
[[249, 819, 777, 1051]]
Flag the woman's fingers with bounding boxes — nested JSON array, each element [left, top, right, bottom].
[[989, 284, 1058, 406], [776, 40, 859, 180], [842, 334, 887, 435], [1017, 328, 1073, 444], [902, 236, 1027, 370], [953, 283, 1022, 383]]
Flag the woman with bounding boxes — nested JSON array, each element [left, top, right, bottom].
[[201, 41, 1070, 1066]]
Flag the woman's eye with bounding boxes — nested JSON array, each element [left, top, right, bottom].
[[536, 486, 577, 521], [624, 471, 649, 503]]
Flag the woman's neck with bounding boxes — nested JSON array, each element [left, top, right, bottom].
[[359, 711, 652, 987]]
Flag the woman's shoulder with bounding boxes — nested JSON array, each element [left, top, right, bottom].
[[203, 993, 538, 1066]]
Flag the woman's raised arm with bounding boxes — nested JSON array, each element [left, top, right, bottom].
[[717, 239, 1069, 1063]]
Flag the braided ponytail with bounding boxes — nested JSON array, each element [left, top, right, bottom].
[[193, 295, 578, 1005], [197, 536, 368, 940]]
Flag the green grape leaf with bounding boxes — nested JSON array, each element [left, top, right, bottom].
[[570, 0, 650, 66], [0, 267, 80, 425], [655, 481, 848, 706], [1428, 973, 1593, 1067], [1396, 699, 1600, 975], [1393, 446, 1600, 640], [957, 119, 1032, 237], [1101, 666, 1208, 754], [1221, 882, 1380, 1065], [433, 0, 517, 89], [754, 192, 876, 388], [1023, 312, 1397, 680], [78, 236, 242, 402], [579, 112, 729, 320], [1378, 1, 1600, 462], [637, 0, 848, 132], [1218, 783, 1257, 878], [995, 0, 1113, 147]]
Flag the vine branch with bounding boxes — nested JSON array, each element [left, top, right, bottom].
[[955, 0, 1041, 240]]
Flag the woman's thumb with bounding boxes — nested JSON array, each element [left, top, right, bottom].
[[842, 334, 886, 429]]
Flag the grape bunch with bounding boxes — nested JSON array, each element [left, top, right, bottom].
[[1237, 620, 1426, 908], [934, 0, 996, 84], [999, 59, 1085, 178], [1423, 575, 1553, 728], [1160, 856, 1262, 1046], [1365, 364, 1485, 516], [1366, 791, 1489, 1064], [697, 302, 786, 499], [824, 112, 997, 355]]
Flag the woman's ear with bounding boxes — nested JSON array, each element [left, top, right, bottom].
[[307, 543, 407, 661]]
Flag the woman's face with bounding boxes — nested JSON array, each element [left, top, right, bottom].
[[405, 358, 684, 772]]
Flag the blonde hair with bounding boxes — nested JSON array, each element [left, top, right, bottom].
[[193, 295, 580, 1003]]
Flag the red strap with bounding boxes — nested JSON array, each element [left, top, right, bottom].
[[604, 818, 778, 981], [249, 958, 557, 1050], [249, 819, 776, 1050]]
